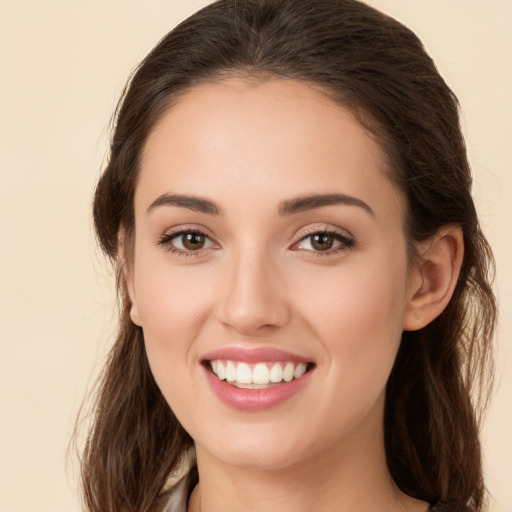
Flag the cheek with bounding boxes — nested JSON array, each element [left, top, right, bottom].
[[134, 249, 215, 338], [135, 272, 211, 429], [295, 254, 408, 394], [132, 255, 217, 394]]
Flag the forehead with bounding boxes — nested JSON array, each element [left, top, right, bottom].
[[137, 77, 404, 223]]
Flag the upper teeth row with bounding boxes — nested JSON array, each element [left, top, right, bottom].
[[211, 360, 308, 385]]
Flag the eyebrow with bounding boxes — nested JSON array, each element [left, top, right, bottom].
[[147, 194, 220, 215], [147, 192, 374, 217], [277, 193, 374, 217]]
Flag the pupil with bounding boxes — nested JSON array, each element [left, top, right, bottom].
[[312, 234, 333, 251], [183, 233, 205, 250]]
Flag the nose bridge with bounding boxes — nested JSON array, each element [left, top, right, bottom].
[[217, 241, 290, 335]]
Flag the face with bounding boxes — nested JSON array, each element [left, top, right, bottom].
[[127, 78, 415, 470]]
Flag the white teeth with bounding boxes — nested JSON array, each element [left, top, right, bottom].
[[283, 362, 295, 382], [234, 382, 275, 389], [216, 361, 226, 380], [253, 363, 270, 384], [270, 363, 283, 383], [236, 362, 252, 384], [226, 361, 236, 382], [209, 359, 310, 386], [294, 362, 307, 379]]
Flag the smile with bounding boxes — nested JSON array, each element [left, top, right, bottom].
[[209, 360, 309, 389], [201, 347, 315, 411]]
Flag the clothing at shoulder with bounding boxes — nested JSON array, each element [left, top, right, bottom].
[[151, 475, 188, 512], [430, 504, 472, 512], [154, 479, 470, 512]]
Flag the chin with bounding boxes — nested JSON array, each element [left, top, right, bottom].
[[196, 428, 309, 471]]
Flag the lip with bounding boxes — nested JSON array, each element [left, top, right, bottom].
[[201, 346, 311, 364], [201, 346, 315, 411]]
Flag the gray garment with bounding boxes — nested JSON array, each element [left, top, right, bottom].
[[158, 474, 445, 512], [160, 476, 189, 512]]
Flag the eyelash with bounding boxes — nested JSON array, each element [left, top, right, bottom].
[[157, 228, 213, 258], [157, 227, 355, 258], [293, 227, 355, 257]]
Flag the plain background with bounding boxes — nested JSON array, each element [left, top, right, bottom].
[[0, 1, 510, 511]]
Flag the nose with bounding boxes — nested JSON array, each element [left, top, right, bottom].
[[215, 248, 291, 336]]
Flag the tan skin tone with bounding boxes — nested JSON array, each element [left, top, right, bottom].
[[123, 78, 464, 512]]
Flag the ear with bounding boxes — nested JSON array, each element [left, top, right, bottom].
[[117, 228, 142, 327], [403, 225, 464, 331]]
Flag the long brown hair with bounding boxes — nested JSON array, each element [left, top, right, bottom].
[[80, 0, 496, 510]]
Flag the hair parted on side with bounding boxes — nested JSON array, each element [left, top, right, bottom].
[[80, 0, 496, 511]]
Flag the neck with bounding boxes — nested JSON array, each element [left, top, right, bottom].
[[187, 397, 427, 512]]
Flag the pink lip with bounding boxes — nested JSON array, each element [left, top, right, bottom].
[[201, 347, 314, 411], [201, 346, 311, 364], [203, 367, 313, 411]]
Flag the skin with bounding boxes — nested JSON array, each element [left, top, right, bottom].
[[125, 78, 463, 512]]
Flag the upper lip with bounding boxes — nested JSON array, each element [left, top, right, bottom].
[[201, 346, 313, 364]]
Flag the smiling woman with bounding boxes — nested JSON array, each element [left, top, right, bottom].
[[79, 1, 497, 512]]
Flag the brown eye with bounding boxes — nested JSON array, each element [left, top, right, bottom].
[[294, 230, 355, 255], [158, 229, 216, 254], [310, 233, 335, 251], [181, 232, 206, 250]]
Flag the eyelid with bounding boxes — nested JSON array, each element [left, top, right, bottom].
[[156, 224, 355, 257], [291, 225, 355, 255], [295, 224, 353, 241], [157, 225, 220, 256]]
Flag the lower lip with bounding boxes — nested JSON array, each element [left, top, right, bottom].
[[203, 366, 313, 411]]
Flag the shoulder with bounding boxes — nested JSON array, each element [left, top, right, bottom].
[[150, 475, 189, 512]]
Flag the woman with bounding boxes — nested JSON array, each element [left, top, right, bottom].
[[79, 0, 496, 511]]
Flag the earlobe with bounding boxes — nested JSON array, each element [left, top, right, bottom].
[[117, 228, 142, 327], [403, 225, 464, 331], [129, 301, 142, 327]]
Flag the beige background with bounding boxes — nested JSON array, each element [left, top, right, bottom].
[[0, 1, 510, 511]]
